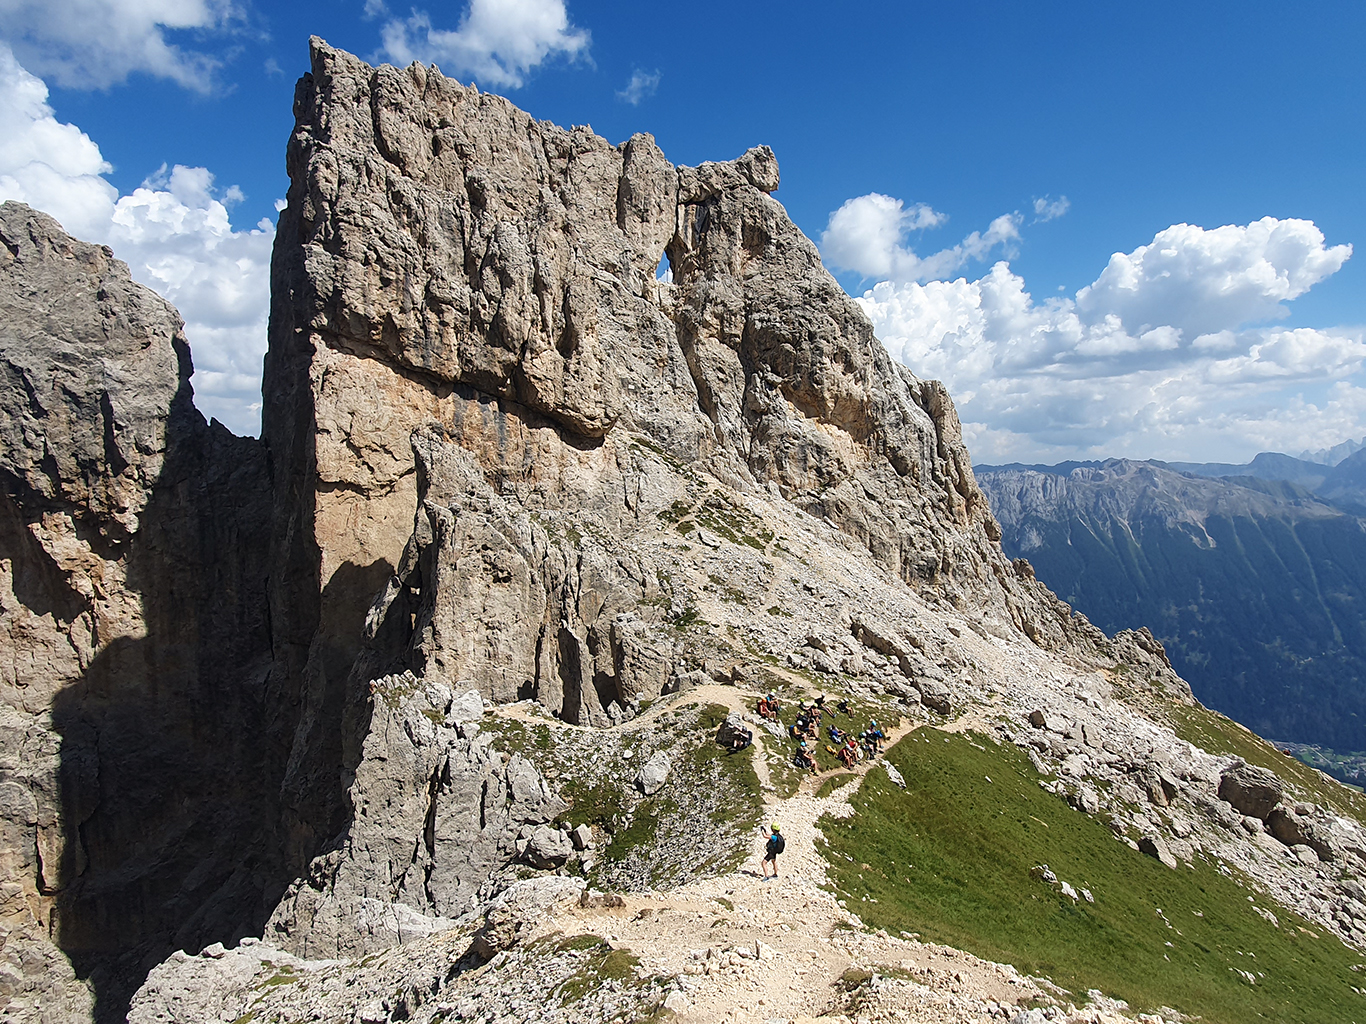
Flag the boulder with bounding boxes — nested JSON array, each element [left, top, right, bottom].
[[1218, 762, 1284, 820], [635, 751, 672, 795], [447, 689, 485, 723], [1267, 804, 1337, 861], [469, 877, 585, 959], [1138, 835, 1179, 869], [716, 712, 752, 748], [918, 678, 952, 715], [524, 825, 574, 869], [570, 824, 593, 850]]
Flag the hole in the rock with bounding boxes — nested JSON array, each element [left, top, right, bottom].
[[655, 251, 673, 283]]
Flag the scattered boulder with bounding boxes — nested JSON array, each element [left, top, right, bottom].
[[918, 679, 952, 715], [1218, 762, 1284, 820], [470, 877, 585, 958], [523, 825, 573, 869], [1138, 834, 1179, 869], [635, 751, 672, 795], [716, 712, 752, 748], [1267, 804, 1337, 861], [570, 824, 593, 851]]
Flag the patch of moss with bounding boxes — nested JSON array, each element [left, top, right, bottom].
[[555, 939, 642, 1004], [820, 730, 1366, 1024]]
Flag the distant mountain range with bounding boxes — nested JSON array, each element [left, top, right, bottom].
[[976, 455, 1366, 752]]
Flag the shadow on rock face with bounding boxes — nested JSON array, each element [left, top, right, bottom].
[[45, 380, 282, 1023]]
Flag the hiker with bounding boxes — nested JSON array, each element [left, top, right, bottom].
[[859, 730, 878, 760], [845, 736, 864, 763], [788, 720, 804, 741], [837, 742, 856, 769], [814, 694, 830, 719], [866, 720, 886, 753], [727, 724, 753, 753], [836, 698, 852, 717], [827, 723, 845, 745], [756, 695, 776, 719], [793, 740, 818, 774], [761, 823, 784, 879]]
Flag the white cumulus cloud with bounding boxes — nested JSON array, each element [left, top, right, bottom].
[[821, 192, 1019, 283], [380, 0, 589, 89], [0, 46, 272, 435], [0, 0, 237, 91], [617, 67, 659, 105], [849, 208, 1359, 463]]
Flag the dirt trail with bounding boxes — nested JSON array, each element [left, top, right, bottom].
[[531, 703, 1052, 1023]]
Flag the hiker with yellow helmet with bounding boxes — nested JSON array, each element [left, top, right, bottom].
[[761, 822, 784, 879]]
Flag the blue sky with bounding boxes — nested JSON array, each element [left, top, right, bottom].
[[2, 0, 1364, 463]]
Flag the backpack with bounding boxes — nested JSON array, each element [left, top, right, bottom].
[[768, 833, 785, 856]]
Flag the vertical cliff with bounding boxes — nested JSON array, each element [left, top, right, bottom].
[[0, 204, 278, 1023]]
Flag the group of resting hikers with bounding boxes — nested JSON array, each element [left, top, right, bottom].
[[756, 691, 886, 774]]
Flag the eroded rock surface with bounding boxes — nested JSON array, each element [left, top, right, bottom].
[[0, 204, 276, 1023]]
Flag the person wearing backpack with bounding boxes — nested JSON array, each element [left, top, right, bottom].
[[761, 823, 784, 879]]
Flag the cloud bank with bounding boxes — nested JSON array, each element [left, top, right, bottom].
[[0, 0, 237, 91], [0, 45, 272, 434], [832, 192, 1359, 463], [379, 0, 589, 88]]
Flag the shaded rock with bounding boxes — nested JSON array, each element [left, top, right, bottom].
[[917, 678, 952, 715], [1138, 835, 1179, 869], [1267, 804, 1337, 861], [716, 712, 752, 748], [469, 876, 585, 959], [524, 825, 573, 869], [0, 202, 275, 1021]]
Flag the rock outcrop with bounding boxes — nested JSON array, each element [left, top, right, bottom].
[[0, 204, 278, 1023], [263, 37, 1088, 736]]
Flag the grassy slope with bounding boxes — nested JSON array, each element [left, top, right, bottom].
[[820, 731, 1366, 1024]]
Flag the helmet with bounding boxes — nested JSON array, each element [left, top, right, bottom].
[[771, 822, 780, 832]]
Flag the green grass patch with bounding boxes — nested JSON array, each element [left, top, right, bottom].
[[820, 730, 1366, 1024], [1168, 703, 1366, 821], [816, 772, 857, 799], [554, 937, 641, 1004]]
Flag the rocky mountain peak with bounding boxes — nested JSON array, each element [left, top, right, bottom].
[[10, 40, 1361, 1024]]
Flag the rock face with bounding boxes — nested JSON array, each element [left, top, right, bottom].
[[264, 673, 565, 958], [263, 37, 1085, 735], [0, 204, 276, 1022]]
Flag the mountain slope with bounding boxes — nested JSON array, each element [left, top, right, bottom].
[[977, 459, 1366, 749]]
